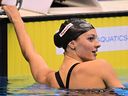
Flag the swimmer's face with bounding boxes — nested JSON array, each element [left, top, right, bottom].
[[74, 29, 101, 61]]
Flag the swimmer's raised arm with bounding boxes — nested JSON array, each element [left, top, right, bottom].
[[3, 5, 53, 84]]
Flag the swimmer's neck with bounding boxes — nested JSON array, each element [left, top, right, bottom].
[[63, 52, 83, 63], [60, 54, 80, 68]]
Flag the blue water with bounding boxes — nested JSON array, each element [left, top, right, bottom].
[[0, 77, 128, 96]]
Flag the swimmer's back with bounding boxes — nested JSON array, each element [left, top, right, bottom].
[[46, 59, 123, 89]]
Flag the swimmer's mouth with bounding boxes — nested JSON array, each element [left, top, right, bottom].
[[92, 50, 98, 56]]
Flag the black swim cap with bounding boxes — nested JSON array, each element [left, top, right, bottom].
[[54, 18, 95, 49]]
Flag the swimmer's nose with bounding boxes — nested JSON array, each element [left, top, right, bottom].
[[95, 39, 101, 49]]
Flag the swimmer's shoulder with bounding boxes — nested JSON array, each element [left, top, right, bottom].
[[74, 59, 112, 75], [85, 59, 112, 67], [79, 59, 110, 68]]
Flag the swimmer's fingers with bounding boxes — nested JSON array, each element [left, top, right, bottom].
[[2, 5, 21, 23]]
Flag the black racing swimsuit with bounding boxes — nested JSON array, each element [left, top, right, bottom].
[[55, 63, 79, 89]]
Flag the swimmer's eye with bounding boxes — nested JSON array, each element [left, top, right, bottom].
[[87, 36, 95, 42]]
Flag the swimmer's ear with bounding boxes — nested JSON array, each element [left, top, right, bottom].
[[68, 40, 76, 50]]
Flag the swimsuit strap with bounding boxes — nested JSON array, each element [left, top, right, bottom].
[[66, 63, 79, 89], [55, 63, 79, 89], [55, 71, 65, 88]]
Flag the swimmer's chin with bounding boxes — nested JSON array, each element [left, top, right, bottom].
[[82, 57, 96, 62]]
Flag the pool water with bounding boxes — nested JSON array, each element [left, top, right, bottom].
[[0, 76, 128, 96]]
